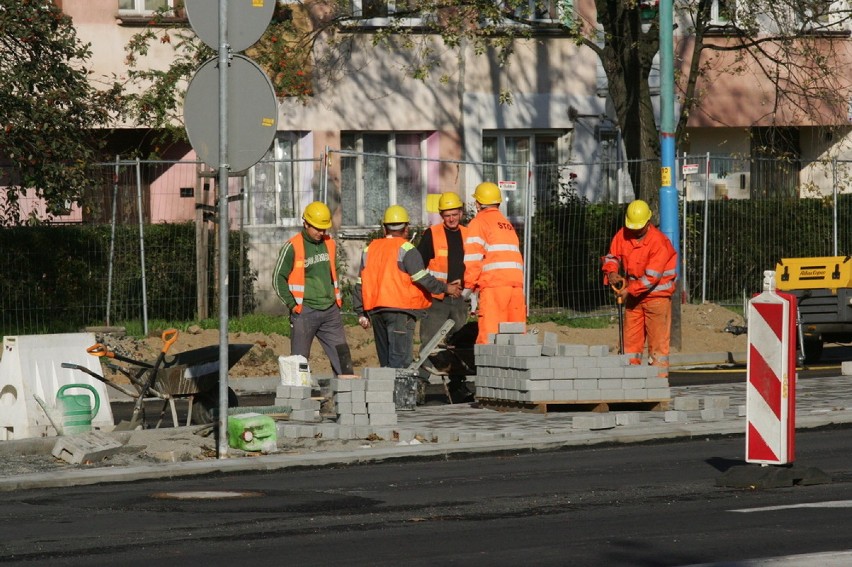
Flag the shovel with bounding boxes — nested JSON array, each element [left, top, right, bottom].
[[611, 279, 626, 355], [119, 329, 178, 430]]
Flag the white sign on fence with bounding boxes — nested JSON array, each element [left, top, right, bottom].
[[682, 163, 700, 175], [499, 180, 518, 192]]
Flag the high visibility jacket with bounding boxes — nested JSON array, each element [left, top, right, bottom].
[[426, 223, 468, 300], [602, 224, 677, 299], [287, 233, 342, 313], [360, 237, 432, 312], [463, 207, 524, 290]]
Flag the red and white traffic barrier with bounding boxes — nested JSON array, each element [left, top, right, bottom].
[[746, 271, 797, 465]]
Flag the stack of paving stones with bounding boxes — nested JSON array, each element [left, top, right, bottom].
[[664, 395, 733, 423], [274, 384, 321, 422], [473, 322, 671, 408], [331, 368, 398, 427]]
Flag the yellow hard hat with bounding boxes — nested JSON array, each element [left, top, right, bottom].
[[383, 204, 410, 224], [438, 192, 464, 211], [473, 182, 501, 205], [625, 199, 652, 230], [303, 201, 332, 229]]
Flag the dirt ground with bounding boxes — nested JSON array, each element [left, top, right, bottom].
[[114, 303, 748, 380]]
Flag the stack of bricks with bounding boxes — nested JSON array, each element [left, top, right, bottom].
[[473, 323, 671, 404], [330, 367, 398, 427], [275, 384, 321, 422]]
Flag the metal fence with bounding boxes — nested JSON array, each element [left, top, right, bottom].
[[4, 153, 852, 336]]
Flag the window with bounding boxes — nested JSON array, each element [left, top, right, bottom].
[[350, 0, 424, 26], [499, 0, 573, 26], [710, 0, 733, 25], [245, 133, 304, 226], [118, 0, 177, 15], [340, 133, 426, 226], [482, 132, 561, 218]]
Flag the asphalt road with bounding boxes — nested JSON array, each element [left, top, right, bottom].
[[1, 427, 850, 566]]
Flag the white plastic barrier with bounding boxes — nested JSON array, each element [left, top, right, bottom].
[[0, 333, 114, 440]]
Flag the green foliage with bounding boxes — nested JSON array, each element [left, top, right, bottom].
[[0, 0, 123, 225], [0, 223, 255, 336]]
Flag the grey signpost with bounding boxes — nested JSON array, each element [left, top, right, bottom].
[[183, 0, 276, 457]]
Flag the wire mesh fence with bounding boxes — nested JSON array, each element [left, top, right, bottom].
[[4, 154, 852, 336]]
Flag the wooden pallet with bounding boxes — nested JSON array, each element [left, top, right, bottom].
[[476, 397, 670, 414]]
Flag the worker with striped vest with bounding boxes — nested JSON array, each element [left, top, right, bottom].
[[417, 192, 472, 401], [273, 201, 353, 376]]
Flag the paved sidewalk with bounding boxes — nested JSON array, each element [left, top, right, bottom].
[[1, 362, 850, 492]]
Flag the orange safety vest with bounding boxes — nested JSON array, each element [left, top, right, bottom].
[[426, 223, 468, 300], [361, 237, 431, 312], [288, 233, 342, 313], [602, 224, 677, 299], [463, 207, 524, 290]]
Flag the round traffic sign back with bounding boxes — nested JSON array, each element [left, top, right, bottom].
[[183, 54, 279, 173], [184, 0, 275, 53]]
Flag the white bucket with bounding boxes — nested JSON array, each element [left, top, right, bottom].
[[278, 355, 313, 388]]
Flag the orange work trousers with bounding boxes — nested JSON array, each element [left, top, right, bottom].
[[623, 296, 671, 377], [476, 286, 526, 344]]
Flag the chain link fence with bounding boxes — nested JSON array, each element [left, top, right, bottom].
[[4, 153, 852, 336]]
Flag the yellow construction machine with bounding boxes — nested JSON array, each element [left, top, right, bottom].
[[774, 256, 852, 363]]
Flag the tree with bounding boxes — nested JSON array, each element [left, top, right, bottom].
[[122, 1, 852, 203], [0, 0, 122, 226]]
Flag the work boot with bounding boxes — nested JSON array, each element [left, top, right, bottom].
[[447, 378, 474, 403]]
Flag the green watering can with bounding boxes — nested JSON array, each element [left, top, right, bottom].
[[35, 384, 101, 436]]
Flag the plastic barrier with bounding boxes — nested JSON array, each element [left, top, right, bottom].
[[0, 333, 114, 440], [746, 271, 797, 465]]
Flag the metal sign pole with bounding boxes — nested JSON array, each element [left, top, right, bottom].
[[217, 0, 230, 459]]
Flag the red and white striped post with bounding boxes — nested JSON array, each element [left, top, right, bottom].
[[746, 271, 797, 465]]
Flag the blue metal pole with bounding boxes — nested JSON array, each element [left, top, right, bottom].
[[659, 0, 680, 271]]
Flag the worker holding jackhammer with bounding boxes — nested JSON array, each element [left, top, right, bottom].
[[602, 199, 677, 378], [273, 201, 354, 376], [353, 205, 462, 368], [417, 191, 472, 402]]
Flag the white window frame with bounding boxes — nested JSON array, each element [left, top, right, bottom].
[[245, 132, 304, 227], [339, 132, 428, 227], [350, 0, 425, 27], [710, 0, 733, 25], [118, 0, 177, 16]]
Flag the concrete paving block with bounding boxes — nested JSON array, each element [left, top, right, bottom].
[[434, 429, 459, 443], [366, 378, 395, 392], [542, 332, 558, 357], [559, 344, 589, 357], [316, 424, 339, 440], [279, 423, 302, 439], [349, 379, 366, 391], [524, 390, 555, 402], [598, 378, 623, 390], [552, 367, 579, 380], [550, 379, 576, 391], [335, 401, 353, 415], [520, 379, 551, 391], [647, 388, 672, 399], [333, 391, 353, 403], [508, 345, 543, 357], [337, 426, 357, 440], [616, 413, 640, 426], [507, 335, 540, 348], [363, 367, 396, 381], [367, 402, 396, 414], [665, 410, 688, 423], [396, 429, 416, 442], [623, 389, 650, 400], [700, 408, 725, 421], [703, 396, 730, 410], [624, 365, 652, 378], [599, 367, 627, 379], [673, 396, 700, 411], [365, 390, 393, 403], [552, 389, 578, 401], [51, 431, 125, 465], [738, 405, 747, 416], [298, 425, 318, 438], [351, 402, 368, 414], [369, 413, 398, 426], [576, 389, 604, 401], [842, 361, 852, 376], [330, 379, 352, 392], [499, 322, 527, 334], [474, 344, 498, 356], [354, 426, 373, 439], [599, 389, 626, 400], [351, 390, 366, 403], [458, 431, 477, 442], [589, 345, 610, 357], [276, 385, 292, 399], [337, 413, 355, 425], [372, 428, 395, 441], [289, 386, 312, 399], [353, 414, 370, 426], [290, 409, 320, 422], [572, 414, 616, 430], [574, 379, 598, 390], [577, 367, 602, 379], [474, 431, 501, 441]]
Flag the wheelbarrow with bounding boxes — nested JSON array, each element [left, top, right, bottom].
[[62, 330, 252, 428]]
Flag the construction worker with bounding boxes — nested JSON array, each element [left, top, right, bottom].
[[602, 199, 677, 378], [463, 182, 526, 344], [273, 201, 353, 376], [417, 191, 471, 401], [353, 205, 462, 368]]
